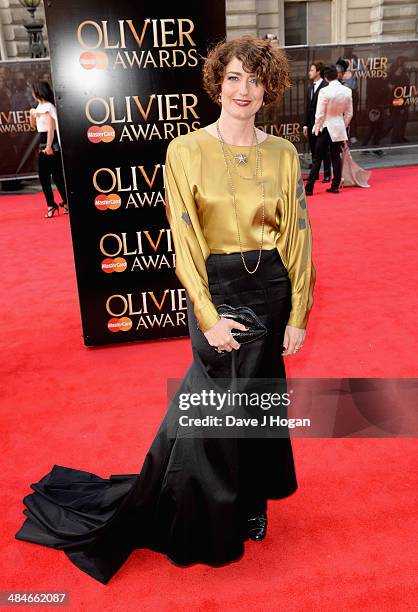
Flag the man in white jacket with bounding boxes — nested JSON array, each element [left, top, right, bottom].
[[305, 64, 353, 195]]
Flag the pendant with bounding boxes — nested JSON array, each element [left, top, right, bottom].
[[234, 153, 248, 165]]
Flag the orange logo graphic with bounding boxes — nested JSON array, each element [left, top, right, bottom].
[[95, 193, 122, 210], [107, 317, 133, 332], [101, 258, 128, 273], [79, 52, 108, 70], [87, 125, 115, 143]]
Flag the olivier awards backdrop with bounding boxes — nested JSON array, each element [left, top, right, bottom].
[[42, 0, 226, 346], [0, 59, 52, 179]]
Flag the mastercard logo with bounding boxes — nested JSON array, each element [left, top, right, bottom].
[[101, 258, 128, 273], [87, 125, 115, 143], [392, 98, 404, 107], [108, 317, 133, 332], [95, 193, 122, 211], [79, 52, 108, 70]]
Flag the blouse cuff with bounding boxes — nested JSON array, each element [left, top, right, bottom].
[[287, 306, 308, 330], [196, 302, 221, 333]]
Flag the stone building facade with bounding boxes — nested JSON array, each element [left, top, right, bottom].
[[0, 0, 417, 59]]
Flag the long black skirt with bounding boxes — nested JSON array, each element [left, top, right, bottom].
[[15, 247, 297, 584]]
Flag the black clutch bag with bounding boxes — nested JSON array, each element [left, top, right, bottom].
[[39, 142, 60, 153], [215, 304, 267, 344]]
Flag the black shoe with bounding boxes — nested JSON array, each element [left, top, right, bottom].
[[326, 187, 340, 193], [322, 177, 331, 183], [247, 512, 268, 541], [44, 203, 60, 218], [305, 187, 314, 196], [59, 201, 69, 214]]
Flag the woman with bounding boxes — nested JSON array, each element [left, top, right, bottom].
[[15, 36, 316, 584], [30, 80, 68, 217]]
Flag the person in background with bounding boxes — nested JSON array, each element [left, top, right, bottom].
[[303, 61, 331, 183], [335, 57, 371, 185], [386, 56, 409, 144], [304, 64, 353, 195], [336, 57, 358, 144], [264, 33, 279, 48], [29, 80, 68, 218]]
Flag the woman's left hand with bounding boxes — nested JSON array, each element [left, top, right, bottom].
[[44, 146, 54, 156], [282, 325, 306, 356]]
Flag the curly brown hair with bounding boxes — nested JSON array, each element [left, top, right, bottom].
[[202, 35, 291, 107]]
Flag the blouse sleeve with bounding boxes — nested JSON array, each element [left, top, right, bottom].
[[39, 102, 57, 123], [283, 148, 316, 329], [164, 139, 221, 333]]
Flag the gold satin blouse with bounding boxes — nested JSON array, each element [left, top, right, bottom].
[[164, 127, 316, 333]]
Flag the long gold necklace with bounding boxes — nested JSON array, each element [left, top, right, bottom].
[[216, 119, 265, 274]]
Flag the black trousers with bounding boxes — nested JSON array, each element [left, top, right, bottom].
[[306, 127, 344, 190], [15, 248, 297, 584], [38, 149, 67, 208], [308, 126, 331, 179]]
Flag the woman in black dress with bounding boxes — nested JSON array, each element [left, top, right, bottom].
[[15, 35, 315, 584]]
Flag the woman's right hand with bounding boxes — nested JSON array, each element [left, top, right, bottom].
[[204, 317, 248, 352]]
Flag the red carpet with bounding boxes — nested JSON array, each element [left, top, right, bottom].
[[1, 168, 417, 611]]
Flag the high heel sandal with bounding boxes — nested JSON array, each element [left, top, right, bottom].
[[44, 204, 60, 218], [59, 202, 69, 214]]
